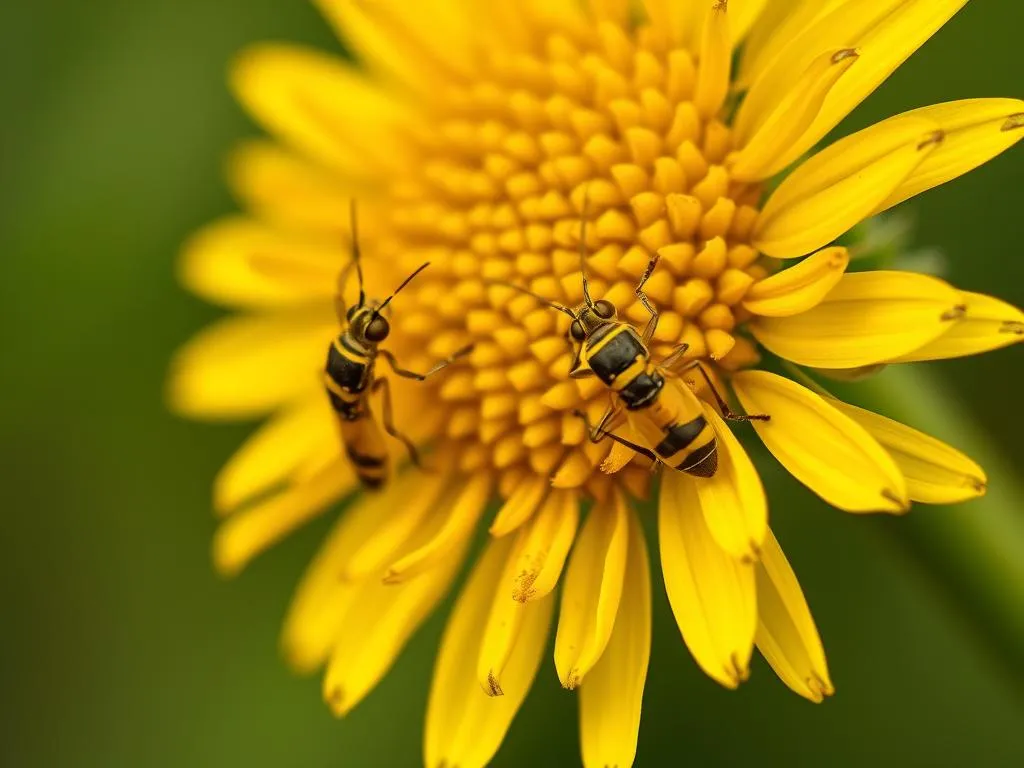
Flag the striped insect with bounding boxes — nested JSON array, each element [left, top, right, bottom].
[[326, 204, 471, 487], [501, 218, 768, 477]]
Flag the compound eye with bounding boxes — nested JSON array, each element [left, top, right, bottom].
[[569, 320, 586, 341], [346, 306, 358, 322], [594, 299, 615, 319], [364, 316, 390, 342]]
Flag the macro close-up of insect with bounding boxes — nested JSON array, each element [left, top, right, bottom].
[[324, 203, 472, 488], [503, 213, 769, 480], [8, 1, 1024, 767]]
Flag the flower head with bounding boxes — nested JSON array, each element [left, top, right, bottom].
[[170, 1, 1023, 766]]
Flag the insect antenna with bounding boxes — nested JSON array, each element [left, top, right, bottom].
[[578, 185, 595, 309], [374, 262, 431, 317], [349, 199, 366, 309], [483, 280, 577, 320]]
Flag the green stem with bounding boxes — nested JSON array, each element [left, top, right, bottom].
[[854, 365, 1024, 684]]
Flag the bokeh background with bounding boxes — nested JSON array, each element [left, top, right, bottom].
[[2, 2, 1023, 766]]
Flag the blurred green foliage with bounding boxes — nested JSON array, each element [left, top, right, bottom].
[[1, 1, 1022, 766]]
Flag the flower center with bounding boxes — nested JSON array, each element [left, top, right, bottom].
[[378, 20, 765, 497]]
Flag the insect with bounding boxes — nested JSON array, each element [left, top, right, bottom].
[[499, 215, 768, 478], [326, 203, 472, 488]]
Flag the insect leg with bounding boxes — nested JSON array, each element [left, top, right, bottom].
[[378, 345, 474, 381], [656, 342, 691, 373], [568, 343, 595, 379], [636, 253, 661, 346], [681, 361, 771, 422], [370, 377, 423, 467], [571, 409, 659, 462]]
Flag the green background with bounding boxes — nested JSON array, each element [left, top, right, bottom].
[[2, 2, 1022, 765]]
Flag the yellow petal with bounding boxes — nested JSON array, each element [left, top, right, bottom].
[[323, 530, 468, 716], [490, 478, 548, 537], [228, 141, 358, 233], [511, 490, 579, 602], [731, 48, 859, 182], [425, 537, 554, 768], [737, 0, 969, 170], [179, 218, 336, 309], [695, 405, 768, 562], [730, 0, 771, 44], [732, 371, 909, 513], [754, 117, 942, 258], [694, 0, 732, 119], [280, 474, 421, 671], [213, 456, 354, 578], [659, 470, 756, 688], [314, 0, 468, 92], [231, 44, 413, 175], [750, 271, 966, 368], [734, 0, 903, 142], [341, 470, 450, 580], [736, 0, 844, 92], [801, 0, 971, 160], [214, 396, 335, 515], [756, 529, 834, 703], [383, 473, 493, 583], [579, 510, 651, 768], [828, 399, 986, 505], [873, 99, 1024, 213], [890, 291, 1024, 363], [742, 247, 849, 318], [554, 493, 629, 689], [168, 308, 335, 419]]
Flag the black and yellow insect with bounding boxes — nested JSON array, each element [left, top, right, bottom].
[[326, 204, 471, 488], [502, 216, 767, 477]]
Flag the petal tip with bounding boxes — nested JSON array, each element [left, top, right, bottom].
[[1001, 113, 1024, 132]]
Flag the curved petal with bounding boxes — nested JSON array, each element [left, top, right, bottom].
[[828, 399, 987, 505], [179, 218, 337, 309], [890, 291, 1024, 363], [314, 0, 477, 91], [383, 473, 493, 583], [731, 48, 859, 182], [425, 537, 554, 768], [168, 308, 335, 419], [743, 247, 849, 318], [214, 395, 335, 515], [510, 490, 579, 602], [322, 529, 469, 716], [695, 405, 769, 562], [756, 529, 834, 703], [231, 44, 414, 176], [754, 117, 942, 258], [659, 470, 757, 688], [750, 271, 966, 369], [228, 141, 361, 233], [579, 509, 651, 768], [181, 218, 344, 309], [732, 371, 909, 513], [554, 492, 629, 688], [736, 0, 969, 169], [873, 99, 1024, 214], [213, 456, 354, 579]]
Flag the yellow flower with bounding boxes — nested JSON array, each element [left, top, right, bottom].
[[169, 1, 1024, 766]]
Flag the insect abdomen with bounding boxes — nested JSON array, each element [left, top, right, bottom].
[[339, 416, 389, 488], [654, 415, 718, 477]]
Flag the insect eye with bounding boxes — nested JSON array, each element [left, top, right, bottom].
[[594, 300, 615, 319], [570, 320, 585, 341], [365, 316, 390, 342]]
